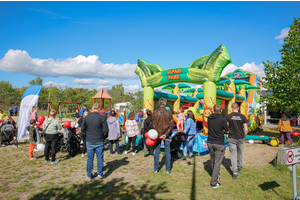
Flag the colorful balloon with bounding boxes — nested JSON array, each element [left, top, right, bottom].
[[37, 115, 45, 123], [64, 121, 71, 128], [145, 132, 149, 138], [292, 132, 299, 137], [146, 138, 157, 146], [148, 129, 158, 139]]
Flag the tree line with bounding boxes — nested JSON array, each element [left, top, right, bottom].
[[0, 77, 143, 115]]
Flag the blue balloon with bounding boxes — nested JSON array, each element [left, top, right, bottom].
[[166, 107, 171, 111]]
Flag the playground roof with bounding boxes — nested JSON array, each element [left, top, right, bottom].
[[92, 88, 112, 99]]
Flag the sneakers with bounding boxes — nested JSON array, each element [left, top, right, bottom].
[[97, 175, 104, 179], [45, 159, 51, 162], [181, 156, 187, 160], [166, 171, 171, 175], [232, 173, 237, 179], [154, 171, 158, 174], [132, 152, 136, 156], [124, 151, 128, 155], [81, 153, 85, 158], [118, 152, 123, 155], [29, 157, 37, 161], [211, 183, 221, 188], [51, 160, 60, 164]]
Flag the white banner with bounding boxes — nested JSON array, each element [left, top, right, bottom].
[[17, 85, 42, 140]]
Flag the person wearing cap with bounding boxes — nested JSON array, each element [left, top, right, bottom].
[[81, 103, 109, 179], [43, 109, 62, 164]]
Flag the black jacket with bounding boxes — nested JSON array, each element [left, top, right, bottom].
[[207, 113, 229, 145], [144, 115, 154, 132], [81, 112, 109, 142]]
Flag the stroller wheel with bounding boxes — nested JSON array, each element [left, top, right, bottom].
[[60, 145, 68, 153], [70, 149, 76, 157]]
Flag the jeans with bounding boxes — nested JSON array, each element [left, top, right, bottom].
[[183, 135, 195, 157], [86, 141, 105, 178], [126, 136, 136, 152], [154, 136, 171, 172], [44, 134, 59, 161], [228, 138, 245, 173], [208, 143, 225, 185], [36, 128, 41, 144]]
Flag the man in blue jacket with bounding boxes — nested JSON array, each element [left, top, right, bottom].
[[81, 103, 108, 179]]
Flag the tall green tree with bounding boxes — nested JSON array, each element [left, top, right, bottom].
[[263, 18, 300, 114], [29, 76, 43, 85], [0, 81, 17, 106]]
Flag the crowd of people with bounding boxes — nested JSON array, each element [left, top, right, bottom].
[[22, 98, 299, 189]]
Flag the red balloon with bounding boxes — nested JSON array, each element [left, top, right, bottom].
[[37, 115, 45, 123], [292, 132, 299, 137], [64, 121, 71, 128], [38, 123, 43, 129], [145, 132, 149, 138], [146, 138, 157, 146]]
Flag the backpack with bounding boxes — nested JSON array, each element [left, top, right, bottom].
[[1, 121, 15, 134]]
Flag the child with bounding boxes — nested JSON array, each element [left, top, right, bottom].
[[177, 108, 185, 131], [27, 119, 37, 160], [30, 106, 41, 145]]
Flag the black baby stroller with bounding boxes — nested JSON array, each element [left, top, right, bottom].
[[0, 121, 18, 146], [170, 131, 186, 161], [60, 126, 81, 156]]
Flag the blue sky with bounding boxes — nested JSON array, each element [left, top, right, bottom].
[[0, 1, 299, 91]]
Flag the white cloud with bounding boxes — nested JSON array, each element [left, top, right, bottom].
[[123, 85, 140, 91], [43, 81, 67, 88], [96, 85, 111, 90], [275, 27, 290, 40], [0, 50, 138, 79], [275, 27, 290, 43], [221, 62, 265, 78], [72, 78, 111, 85]]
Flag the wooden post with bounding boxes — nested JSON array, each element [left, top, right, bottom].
[[93, 98, 95, 104], [109, 99, 111, 110], [59, 105, 62, 122], [100, 98, 102, 109]]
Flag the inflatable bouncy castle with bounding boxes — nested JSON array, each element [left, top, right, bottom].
[[134, 44, 264, 153]]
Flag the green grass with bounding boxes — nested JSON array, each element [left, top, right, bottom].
[[0, 125, 300, 199]]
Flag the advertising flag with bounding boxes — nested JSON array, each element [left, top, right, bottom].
[[17, 85, 42, 140]]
